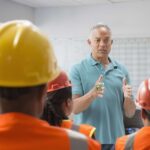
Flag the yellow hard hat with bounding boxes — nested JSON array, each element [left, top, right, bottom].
[[0, 20, 60, 87]]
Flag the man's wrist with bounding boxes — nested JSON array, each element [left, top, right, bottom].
[[86, 91, 96, 102]]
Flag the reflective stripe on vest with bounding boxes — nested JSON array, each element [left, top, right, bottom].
[[124, 132, 137, 150], [66, 129, 88, 150]]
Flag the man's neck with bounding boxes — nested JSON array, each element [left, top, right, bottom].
[[92, 54, 110, 66]]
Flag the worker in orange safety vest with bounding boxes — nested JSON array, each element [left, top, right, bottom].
[[0, 20, 101, 150], [115, 78, 150, 150], [41, 70, 97, 139]]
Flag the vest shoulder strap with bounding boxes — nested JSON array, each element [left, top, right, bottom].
[[124, 132, 137, 150], [66, 129, 88, 150]]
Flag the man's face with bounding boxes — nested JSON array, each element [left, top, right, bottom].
[[88, 27, 112, 60]]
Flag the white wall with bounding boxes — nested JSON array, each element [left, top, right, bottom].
[[34, 1, 150, 96], [35, 0, 150, 38], [0, 0, 34, 22], [0, 0, 149, 96], [34, 0, 150, 70]]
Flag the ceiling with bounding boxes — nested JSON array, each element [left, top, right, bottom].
[[9, 0, 146, 7]]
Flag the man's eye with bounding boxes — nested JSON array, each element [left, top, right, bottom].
[[104, 39, 110, 43], [96, 39, 100, 42]]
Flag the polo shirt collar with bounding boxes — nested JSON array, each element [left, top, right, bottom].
[[87, 53, 118, 69]]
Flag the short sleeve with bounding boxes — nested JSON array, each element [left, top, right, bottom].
[[69, 64, 84, 96]]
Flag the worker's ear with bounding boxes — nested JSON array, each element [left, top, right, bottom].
[[63, 98, 73, 116], [40, 84, 47, 101], [141, 109, 146, 120], [38, 84, 48, 115]]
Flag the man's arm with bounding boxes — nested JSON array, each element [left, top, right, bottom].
[[73, 93, 96, 114], [73, 76, 104, 114], [123, 78, 136, 118], [124, 97, 136, 118]]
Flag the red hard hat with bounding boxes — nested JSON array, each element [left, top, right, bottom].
[[47, 71, 71, 92], [136, 78, 150, 110]]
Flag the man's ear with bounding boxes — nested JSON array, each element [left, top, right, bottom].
[[87, 39, 91, 45], [111, 39, 113, 44]]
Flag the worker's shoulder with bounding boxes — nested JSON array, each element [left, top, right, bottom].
[[115, 135, 128, 150], [65, 129, 101, 150], [41, 123, 99, 148]]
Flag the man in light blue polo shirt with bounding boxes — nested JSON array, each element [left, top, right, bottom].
[[69, 23, 136, 149]]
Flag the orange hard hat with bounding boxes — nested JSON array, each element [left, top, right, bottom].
[[47, 71, 71, 92], [136, 78, 150, 110]]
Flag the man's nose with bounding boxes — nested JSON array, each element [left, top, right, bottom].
[[99, 40, 106, 47]]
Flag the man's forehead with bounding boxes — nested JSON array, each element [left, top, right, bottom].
[[89, 26, 111, 40], [93, 27, 110, 34], [92, 29, 111, 38]]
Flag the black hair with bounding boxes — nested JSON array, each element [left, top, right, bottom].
[[0, 84, 46, 100], [41, 86, 72, 126]]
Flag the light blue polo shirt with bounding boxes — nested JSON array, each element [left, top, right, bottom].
[[69, 54, 131, 144]]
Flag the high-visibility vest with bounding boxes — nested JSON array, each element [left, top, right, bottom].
[[115, 127, 150, 150], [61, 120, 96, 138], [124, 132, 137, 150], [0, 113, 101, 150]]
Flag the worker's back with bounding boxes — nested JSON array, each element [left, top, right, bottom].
[[115, 78, 150, 150], [0, 113, 100, 150]]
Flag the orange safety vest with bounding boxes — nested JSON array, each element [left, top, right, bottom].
[[115, 127, 150, 150], [61, 120, 96, 138], [0, 113, 101, 150]]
